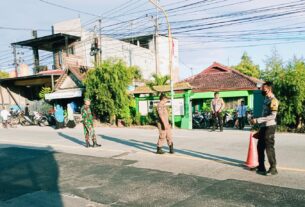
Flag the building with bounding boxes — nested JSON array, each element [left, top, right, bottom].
[[131, 62, 265, 129], [183, 62, 264, 116]]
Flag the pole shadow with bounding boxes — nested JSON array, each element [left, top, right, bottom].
[[57, 132, 85, 146], [0, 146, 63, 207], [100, 135, 155, 153], [128, 139, 245, 168]]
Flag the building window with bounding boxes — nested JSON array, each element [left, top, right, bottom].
[[67, 46, 75, 55]]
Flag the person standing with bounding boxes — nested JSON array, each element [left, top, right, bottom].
[[251, 82, 279, 176], [1, 106, 10, 128], [54, 105, 64, 129], [81, 99, 101, 148], [156, 94, 174, 154], [236, 100, 247, 130], [66, 103, 76, 128], [211, 92, 225, 132], [24, 103, 30, 117]]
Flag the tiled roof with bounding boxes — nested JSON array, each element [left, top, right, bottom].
[[37, 69, 65, 75], [54, 66, 86, 90], [131, 82, 192, 94], [183, 62, 264, 92]]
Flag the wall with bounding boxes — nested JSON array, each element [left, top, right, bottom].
[[53, 19, 180, 81], [191, 90, 254, 111], [135, 90, 192, 129]]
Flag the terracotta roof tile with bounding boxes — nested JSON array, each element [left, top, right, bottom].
[[183, 62, 263, 92], [131, 82, 192, 94]]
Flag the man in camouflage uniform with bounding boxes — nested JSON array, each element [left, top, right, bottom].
[[251, 82, 279, 175], [156, 94, 174, 154], [81, 99, 101, 148]]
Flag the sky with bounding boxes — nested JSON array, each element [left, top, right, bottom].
[[1, 0, 305, 79]]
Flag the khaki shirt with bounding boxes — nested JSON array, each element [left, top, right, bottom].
[[257, 95, 279, 127], [157, 102, 169, 125], [211, 98, 225, 113]]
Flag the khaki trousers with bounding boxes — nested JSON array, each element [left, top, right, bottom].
[[157, 122, 173, 147]]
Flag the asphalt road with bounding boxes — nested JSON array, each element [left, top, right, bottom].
[[0, 126, 305, 206]]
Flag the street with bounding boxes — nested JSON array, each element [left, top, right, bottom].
[[0, 126, 305, 207]]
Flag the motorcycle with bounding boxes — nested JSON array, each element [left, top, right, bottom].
[[192, 112, 210, 129], [33, 111, 49, 126]]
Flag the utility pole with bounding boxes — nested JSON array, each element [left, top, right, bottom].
[[98, 18, 102, 63], [154, 17, 159, 74], [12, 45, 18, 77], [155, 0, 159, 74], [129, 21, 133, 67]]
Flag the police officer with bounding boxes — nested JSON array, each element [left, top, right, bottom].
[[156, 94, 174, 154], [251, 82, 279, 175], [211, 92, 225, 132], [81, 99, 101, 148]]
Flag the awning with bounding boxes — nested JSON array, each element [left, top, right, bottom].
[[45, 88, 83, 100]]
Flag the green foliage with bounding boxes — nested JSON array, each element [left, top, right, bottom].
[[0, 71, 9, 79], [233, 52, 260, 78], [202, 100, 212, 112], [262, 49, 305, 129], [146, 74, 170, 88], [39, 87, 52, 100], [84, 59, 142, 125]]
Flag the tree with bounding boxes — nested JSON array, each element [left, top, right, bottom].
[[84, 59, 141, 125], [233, 52, 260, 78], [0, 71, 9, 79], [39, 87, 52, 100], [146, 74, 170, 89], [262, 49, 305, 130]]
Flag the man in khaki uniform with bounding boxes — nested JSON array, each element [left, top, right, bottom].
[[156, 94, 174, 154], [211, 92, 225, 132]]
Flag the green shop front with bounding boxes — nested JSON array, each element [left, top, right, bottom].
[[185, 62, 264, 117], [132, 83, 193, 129]]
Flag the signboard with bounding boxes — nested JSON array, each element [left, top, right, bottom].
[[139, 101, 148, 115], [172, 98, 184, 115], [139, 98, 185, 116]]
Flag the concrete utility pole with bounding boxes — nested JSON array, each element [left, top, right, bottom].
[[98, 18, 102, 63], [149, 0, 175, 129], [153, 16, 159, 74], [129, 21, 133, 67], [12, 45, 18, 77]]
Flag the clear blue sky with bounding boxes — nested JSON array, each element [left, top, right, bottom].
[[1, 0, 305, 79]]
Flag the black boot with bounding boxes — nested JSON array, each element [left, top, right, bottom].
[[85, 141, 92, 148], [92, 140, 101, 147], [156, 147, 165, 154], [169, 144, 174, 154]]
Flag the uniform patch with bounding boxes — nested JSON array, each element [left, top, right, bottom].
[[270, 98, 279, 111]]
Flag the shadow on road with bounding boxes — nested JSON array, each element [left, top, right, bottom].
[[101, 135, 154, 153], [100, 135, 244, 168], [58, 132, 85, 146], [0, 146, 63, 207]]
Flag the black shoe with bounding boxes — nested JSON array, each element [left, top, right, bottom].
[[267, 168, 278, 175], [256, 169, 267, 176], [169, 144, 174, 154], [85, 141, 92, 148], [156, 147, 165, 154], [92, 140, 101, 147]]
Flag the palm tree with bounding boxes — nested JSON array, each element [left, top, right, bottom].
[[146, 74, 170, 89]]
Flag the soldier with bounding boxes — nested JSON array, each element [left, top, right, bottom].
[[156, 94, 174, 154], [251, 82, 279, 175], [81, 99, 101, 148], [211, 92, 225, 132]]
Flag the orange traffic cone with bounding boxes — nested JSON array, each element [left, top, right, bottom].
[[245, 132, 259, 169]]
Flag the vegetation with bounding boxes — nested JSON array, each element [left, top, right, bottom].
[[0, 71, 9, 79], [38, 87, 52, 100], [233, 52, 260, 78], [84, 59, 141, 126], [261, 49, 305, 131]]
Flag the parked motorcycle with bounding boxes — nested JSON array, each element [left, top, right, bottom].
[[192, 112, 210, 129]]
